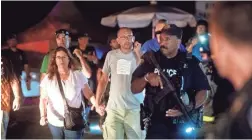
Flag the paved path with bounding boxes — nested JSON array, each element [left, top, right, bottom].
[[6, 103, 103, 139]]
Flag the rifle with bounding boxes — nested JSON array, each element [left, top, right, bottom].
[[145, 52, 200, 128]]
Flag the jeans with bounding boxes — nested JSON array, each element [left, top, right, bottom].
[[1, 110, 9, 139], [48, 123, 83, 139], [83, 106, 91, 123]]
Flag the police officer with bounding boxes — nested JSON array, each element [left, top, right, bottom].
[[210, 2, 252, 138], [131, 25, 210, 139], [2, 34, 31, 90], [69, 33, 98, 91]]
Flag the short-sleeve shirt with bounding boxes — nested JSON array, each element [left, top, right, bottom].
[[2, 48, 28, 76], [40, 70, 88, 127], [40, 54, 49, 73], [102, 49, 140, 111], [132, 51, 210, 125]]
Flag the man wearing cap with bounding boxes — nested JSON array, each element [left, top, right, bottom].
[[69, 33, 98, 92], [187, 20, 210, 61], [40, 29, 91, 80], [141, 19, 186, 55], [131, 25, 209, 139], [2, 34, 31, 90]]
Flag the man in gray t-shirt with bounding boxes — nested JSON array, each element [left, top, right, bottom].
[[96, 28, 142, 139]]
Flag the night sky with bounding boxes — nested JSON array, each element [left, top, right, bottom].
[[2, 1, 196, 44]]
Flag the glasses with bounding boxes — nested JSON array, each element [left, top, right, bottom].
[[118, 35, 134, 39]]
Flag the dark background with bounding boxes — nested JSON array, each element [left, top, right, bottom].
[[2, 1, 196, 44]]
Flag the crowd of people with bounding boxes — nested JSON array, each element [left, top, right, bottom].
[[1, 1, 252, 139]]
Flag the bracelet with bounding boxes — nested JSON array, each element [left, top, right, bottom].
[[144, 73, 149, 82], [41, 116, 46, 118]]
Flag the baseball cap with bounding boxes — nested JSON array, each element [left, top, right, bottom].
[[160, 24, 183, 39], [77, 33, 91, 39], [55, 29, 69, 36], [6, 34, 17, 41]]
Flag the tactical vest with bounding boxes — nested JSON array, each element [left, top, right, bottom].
[[143, 51, 203, 127]]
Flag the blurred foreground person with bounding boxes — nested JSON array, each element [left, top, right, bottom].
[[39, 47, 103, 139], [210, 2, 252, 138], [1, 56, 21, 139]]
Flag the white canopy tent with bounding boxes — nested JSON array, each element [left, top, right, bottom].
[[101, 4, 197, 38]]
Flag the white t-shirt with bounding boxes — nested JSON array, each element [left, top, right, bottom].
[[102, 49, 141, 111], [40, 70, 88, 127]]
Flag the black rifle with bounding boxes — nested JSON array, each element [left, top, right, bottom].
[[145, 52, 199, 127]]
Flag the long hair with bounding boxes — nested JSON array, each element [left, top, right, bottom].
[[1, 56, 19, 88], [47, 47, 79, 80]]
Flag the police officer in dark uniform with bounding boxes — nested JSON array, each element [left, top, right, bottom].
[[2, 34, 31, 90], [69, 33, 98, 92], [210, 2, 252, 138], [131, 25, 210, 139]]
